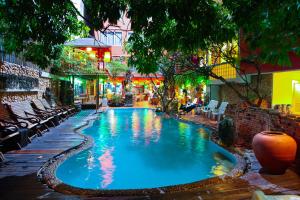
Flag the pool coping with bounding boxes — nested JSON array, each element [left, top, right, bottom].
[[38, 108, 247, 197]]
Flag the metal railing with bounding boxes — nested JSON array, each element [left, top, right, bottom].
[[209, 62, 237, 80]]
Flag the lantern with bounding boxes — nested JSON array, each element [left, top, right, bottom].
[[89, 53, 96, 58], [104, 51, 111, 62]]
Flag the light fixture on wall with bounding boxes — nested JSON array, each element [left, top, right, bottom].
[[104, 52, 111, 62], [86, 47, 92, 52], [89, 53, 96, 58]]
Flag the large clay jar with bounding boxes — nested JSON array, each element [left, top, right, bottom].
[[252, 131, 297, 175]]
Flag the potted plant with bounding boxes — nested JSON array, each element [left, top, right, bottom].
[[252, 130, 297, 174], [109, 94, 124, 107], [218, 117, 236, 147]]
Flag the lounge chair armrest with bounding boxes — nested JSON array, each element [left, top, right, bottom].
[[27, 117, 41, 123], [24, 111, 39, 117], [0, 119, 28, 128], [13, 121, 29, 128], [13, 113, 41, 123], [0, 124, 18, 133], [33, 108, 55, 116], [25, 111, 48, 120], [33, 108, 46, 113], [45, 107, 58, 112]]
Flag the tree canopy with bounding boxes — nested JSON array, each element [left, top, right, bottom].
[[0, 0, 88, 67], [1, 0, 299, 70], [223, 0, 300, 66], [50, 46, 98, 76]]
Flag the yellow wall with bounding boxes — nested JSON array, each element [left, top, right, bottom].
[[272, 70, 300, 106], [210, 63, 237, 80]]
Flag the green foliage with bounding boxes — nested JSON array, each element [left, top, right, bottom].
[[1, 0, 299, 71], [175, 71, 209, 88], [50, 46, 98, 76], [0, 0, 89, 67], [106, 60, 128, 78], [82, 0, 126, 30], [111, 94, 122, 104], [223, 0, 300, 66], [125, 0, 300, 71]]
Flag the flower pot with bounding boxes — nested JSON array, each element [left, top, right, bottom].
[[252, 131, 297, 174]]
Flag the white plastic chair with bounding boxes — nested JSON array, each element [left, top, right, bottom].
[[201, 100, 219, 118], [211, 102, 228, 121]]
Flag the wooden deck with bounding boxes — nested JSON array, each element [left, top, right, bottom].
[[0, 109, 299, 200]]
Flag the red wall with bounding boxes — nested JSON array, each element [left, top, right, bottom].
[[239, 36, 300, 74]]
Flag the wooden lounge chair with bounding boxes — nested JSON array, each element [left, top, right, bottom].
[[53, 100, 77, 115], [0, 103, 33, 141], [0, 123, 21, 151], [31, 99, 66, 124], [22, 101, 58, 127], [40, 99, 69, 117], [40, 99, 74, 116], [8, 101, 52, 135], [201, 100, 219, 118], [211, 102, 229, 121]]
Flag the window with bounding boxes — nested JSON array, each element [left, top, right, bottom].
[[107, 32, 114, 45], [100, 31, 123, 46], [114, 32, 122, 46], [100, 33, 107, 44]]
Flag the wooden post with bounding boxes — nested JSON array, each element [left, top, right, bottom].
[[72, 75, 75, 105], [96, 75, 100, 112]]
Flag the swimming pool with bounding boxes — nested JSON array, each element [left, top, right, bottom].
[[56, 108, 236, 190]]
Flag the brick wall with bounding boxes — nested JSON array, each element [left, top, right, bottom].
[[0, 61, 50, 103], [225, 105, 300, 171], [218, 74, 273, 106]]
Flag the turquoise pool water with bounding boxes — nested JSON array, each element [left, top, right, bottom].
[[56, 109, 236, 190]]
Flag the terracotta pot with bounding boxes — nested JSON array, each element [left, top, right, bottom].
[[252, 131, 297, 174]]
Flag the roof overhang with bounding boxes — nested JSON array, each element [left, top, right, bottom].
[[65, 38, 111, 48]]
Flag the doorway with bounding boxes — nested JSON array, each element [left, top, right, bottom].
[[292, 81, 300, 114]]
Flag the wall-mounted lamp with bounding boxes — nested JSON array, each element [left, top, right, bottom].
[[89, 53, 96, 58], [104, 51, 111, 62]]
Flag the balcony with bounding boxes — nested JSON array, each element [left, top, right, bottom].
[[209, 63, 247, 84], [209, 63, 237, 80]]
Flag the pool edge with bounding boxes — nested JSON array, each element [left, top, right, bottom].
[[38, 109, 247, 197]]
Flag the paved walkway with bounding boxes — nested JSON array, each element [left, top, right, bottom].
[[0, 110, 96, 199], [0, 109, 299, 200]]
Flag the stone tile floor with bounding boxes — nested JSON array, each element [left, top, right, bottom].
[[0, 109, 299, 200]]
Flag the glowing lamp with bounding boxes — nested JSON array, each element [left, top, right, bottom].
[[74, 78, 82, 85], [86, 47, 92, 52], [296, 84, 300, 92], [104, 51, 111, 62], [89, 53, 96, 58]]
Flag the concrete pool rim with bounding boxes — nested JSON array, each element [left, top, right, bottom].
[[38, 108, 247, 197]]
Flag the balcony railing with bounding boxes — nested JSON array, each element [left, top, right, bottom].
[[209, 63, 237, 80]]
